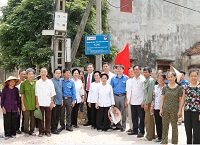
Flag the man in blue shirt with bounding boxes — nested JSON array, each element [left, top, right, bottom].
[[61, 68, 76, 132], [51, 69, 62, 134], [110, 64, 129, 132]]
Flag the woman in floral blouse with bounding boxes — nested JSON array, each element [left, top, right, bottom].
[[179, 69, 200, 144]]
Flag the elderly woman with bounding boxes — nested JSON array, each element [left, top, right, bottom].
[[96, 73, 115, 132], [179, 69, 200, 144], [71, 68, 84, 128]]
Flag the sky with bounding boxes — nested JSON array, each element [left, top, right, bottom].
[[0, 0, 8, 16], [0, 0, 8, 6]]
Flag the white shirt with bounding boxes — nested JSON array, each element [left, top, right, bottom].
[[35, 78, 56, 107], [87, 82, 100, 103], [130, 75, 145, 105], [97, 83, 115, 107], [126, 77, 134, 103], [72, 79, 84, 103], [102, 71, 116, 84], [153, 85, 163, 110]]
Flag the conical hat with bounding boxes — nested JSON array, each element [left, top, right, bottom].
[[108, 107, 122, 124], [3, 76, 20, 87]]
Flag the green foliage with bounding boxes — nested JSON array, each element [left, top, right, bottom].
[[0, 0, 54, 71], [66, 0, 115, 67]]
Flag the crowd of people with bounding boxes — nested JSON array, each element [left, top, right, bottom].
[[0, 62, 200, 144]]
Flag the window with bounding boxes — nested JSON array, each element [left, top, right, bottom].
[[120, 0, 132, 13]]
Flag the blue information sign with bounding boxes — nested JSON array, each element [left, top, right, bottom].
[[85, 34, 110, 55]]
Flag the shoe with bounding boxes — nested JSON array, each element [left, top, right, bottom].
[[155, 138, 162, 142], [4, 136, 9, 140], [128, 131, 138, 135], [83, 122, 91, 126], [38, 133, 43, 137], [120, 128, 125, 132], [73, 125, 79, 128], [58, 127, 65, 132], [66, 127, 73, 132], [97, 129, 102, 132], [113, 127, 121, 130], [11, 135, 16, 138], [46, 133, 51, 137], [29, 133, 36, 136], [51, 130, 60, 134], [126, 129, 133, 132], [137, 133, 144, 138], [16, 130, 21, 134]]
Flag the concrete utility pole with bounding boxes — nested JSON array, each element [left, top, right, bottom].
[[95, 0, 102, 71], [53, 0, 67, 71]]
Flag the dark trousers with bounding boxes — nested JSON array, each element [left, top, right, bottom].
[[131, 105, 145, 134], [63, 98, 72, 127], [17, 97, 24, 131], [91, 103, 97, 128], [23, 110, 35, 134], [51, 105, 61, 131], [3, 112, 17, 136], [39, 107, 51, 134], [96, 107, 110, 131], [71, 103, 80, 126], [184, 111, 200, 144], [154, 109, 162, 140], [60, 105, 65, 128], [86, 91, 91, 123]]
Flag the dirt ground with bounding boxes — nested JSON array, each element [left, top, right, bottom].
[[0, 109, 187, 144]]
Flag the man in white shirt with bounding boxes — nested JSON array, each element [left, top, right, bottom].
[[35, 68, 56, 137], [126, 67, 135, 133], [102, 62, 115, 84], [128, 65, 145, 137]]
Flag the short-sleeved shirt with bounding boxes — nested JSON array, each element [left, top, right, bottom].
[[183, 83, 200, 113], [162, 85, 183, 113], [110, 75, 129, 95], [20, 80, 36, 110]]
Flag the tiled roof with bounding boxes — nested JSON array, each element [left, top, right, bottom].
[[183, 42, 200, 56]]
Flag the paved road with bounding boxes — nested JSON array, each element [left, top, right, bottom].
[[0, 110, 186, 144]]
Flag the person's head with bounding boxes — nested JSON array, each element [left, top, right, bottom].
[[101, 73, 109, 83], [156, 69, 163, 79], [167, 71, 177, 84], [19, 69, 26, 81], [26, 68, 35, 80], [113, 65, 118, 74], [72, 68, 80, 79], [188, 69, 199, 84], [8, 80, 17, 87], [87, 63, 94, 74], [54, 68, 61, 79], [157, 74, 166, 86], [102, 62, 110, 73], [40, 68, 48, 79], [94, 71, 101, 82], [180, 70, 186, 81], [63, 68, 71, 79], [116, 64, 124, 75], [143, 67, 152, 79], [79, 70, 84, 79], [128, 67, 134, 78], [133, 65, 142, 77]]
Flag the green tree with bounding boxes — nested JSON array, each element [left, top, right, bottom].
[[0, 0, 54, 71]]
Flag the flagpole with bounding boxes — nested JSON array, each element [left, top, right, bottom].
[[95, 0, 102, 71]]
